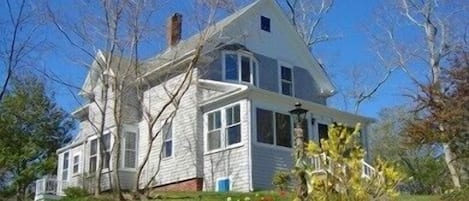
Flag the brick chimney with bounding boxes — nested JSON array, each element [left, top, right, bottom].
[[167, 13, 182, 47]]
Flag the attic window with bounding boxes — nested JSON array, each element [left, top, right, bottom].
[[260, 16, 270, 32]]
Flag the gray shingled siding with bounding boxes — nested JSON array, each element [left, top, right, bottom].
[[251, 144, 293, 190], [255, 53, 279, 93], [293, 66, 326, 105]]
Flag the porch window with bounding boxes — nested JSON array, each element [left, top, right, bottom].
[[89, 139, 97, 172], [207, 111, 222, 151], [206, 103, 242, 152], [73, 154, 80, 174], [223, 52, 257, 85], [162, 123, 173, 158], [124, 132, 137, 168], [256, 108, 292, 147], [62, 152, 69, 180]]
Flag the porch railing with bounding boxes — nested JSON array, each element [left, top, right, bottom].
[[34, 176, 68, 200], [311, 153, 377, 179]]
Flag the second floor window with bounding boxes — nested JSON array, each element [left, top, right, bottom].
[[280, 66, 293, 96], [223, 52, 257, 85]]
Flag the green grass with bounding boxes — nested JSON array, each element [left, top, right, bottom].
[[59, 191, 441, 201]]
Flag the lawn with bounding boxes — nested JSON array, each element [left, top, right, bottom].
[[65, 191, 440, 201]]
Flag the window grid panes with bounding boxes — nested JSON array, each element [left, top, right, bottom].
[[226, 105, 241, 145], [124, 132, 137, 168], [256, 108, 292, 147], [206, 104, 242, 151], [102, 134, 111, 169], [162, 123, 173, 158], [280, 66, 293, 96], [207, 111, 222, 151], [62, 152, 69, 180], [73, 155, 79, 174], [89, 139, 97, 173], [223, 52, 257, 85]]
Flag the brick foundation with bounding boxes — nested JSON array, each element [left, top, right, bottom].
[[153, 178, 203, 191]]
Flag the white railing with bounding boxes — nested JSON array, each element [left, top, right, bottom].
[[35, 175, 68, 200], [311, 154, 376, 179]]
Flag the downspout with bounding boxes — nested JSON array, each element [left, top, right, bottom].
[[247, 98, 253, 191]]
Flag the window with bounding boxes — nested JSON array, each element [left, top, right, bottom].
[[73, 155, 80, 174], [102, 133, 111, 169], [318, 123, 329, 147], [223, 52, 257, 85], [207, 111, 222, 151], [260, 16, 271, 32], [275, 113, 292, 147], [162, 123, 173, 158], [256, 108, 292, 147], [89, 139, 97, 172], [206, 104, 242, 152], [62, 152, 69, 180], [226, 105, 241, 145], [124, 132, 137, 168], [280, 66, 293, 96]]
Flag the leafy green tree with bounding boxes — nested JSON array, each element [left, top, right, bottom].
[[0, 77, 73, 201], [371, 106, 450, 194]]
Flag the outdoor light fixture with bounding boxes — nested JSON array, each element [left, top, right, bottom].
[[289, 102, 308, 125]]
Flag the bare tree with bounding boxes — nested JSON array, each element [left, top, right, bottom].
[[280, 0, 335, 50], [0, 0, 46, 101], [374, 0, 468, 188]]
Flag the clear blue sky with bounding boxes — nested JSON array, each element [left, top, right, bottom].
[[1, 0, 417, 119]]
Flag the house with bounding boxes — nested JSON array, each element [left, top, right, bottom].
[[34, 0, 373, 199]]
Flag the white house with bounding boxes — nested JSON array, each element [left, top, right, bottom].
[[35, 0, 373, 199]]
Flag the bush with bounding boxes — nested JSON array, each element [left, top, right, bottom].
[[272, 170, 291, 191], [63, 187, 89, 199], [441, 186, 469, 201]]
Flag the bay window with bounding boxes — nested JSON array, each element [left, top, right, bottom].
[[72, 154, 80, 174], [102, 133, 111, 169], [223, 52, 257, 85], [62, 152, 69, 180], [89, 139, 97, 172]]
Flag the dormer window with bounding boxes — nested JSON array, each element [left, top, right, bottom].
[[223, 51, 258, 85]]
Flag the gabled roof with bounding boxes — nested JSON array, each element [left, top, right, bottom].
[[142, 0, 335, 96], [82, 0, 336, 98]]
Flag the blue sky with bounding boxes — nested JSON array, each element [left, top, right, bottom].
[[1, 0, 420, 119]]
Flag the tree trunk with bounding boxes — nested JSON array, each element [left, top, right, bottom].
[[443, 143, 461, 189]]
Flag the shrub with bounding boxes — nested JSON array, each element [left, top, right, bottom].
[[63, 187, 89, 199], [272, 170, 291, 191]]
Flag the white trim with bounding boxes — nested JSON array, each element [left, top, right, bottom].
[[204, 101, 244, 154], [215, 177, 232, 192], [247, 99, 253, 191], [221, 50, 259, 86], [161, 121, 174, 159], [72, 153, 81, 175]]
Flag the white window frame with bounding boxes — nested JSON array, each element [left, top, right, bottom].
[[278, 63, 294, 96], [72, 153, 81, 175], [88, 136, 98, 173], [162, 121, 173, 159], [62, 152, 69, 181], [122, 131, 137, 169], [222, 51, 258, 86], [204, 102, 243, 154], [101, 133, 112, 170], [254, 107, 293, 149]]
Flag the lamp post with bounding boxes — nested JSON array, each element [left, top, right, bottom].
[[289, 102, 308, 201]]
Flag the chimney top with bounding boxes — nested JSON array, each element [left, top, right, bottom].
[[167, 13, 182, 47]]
